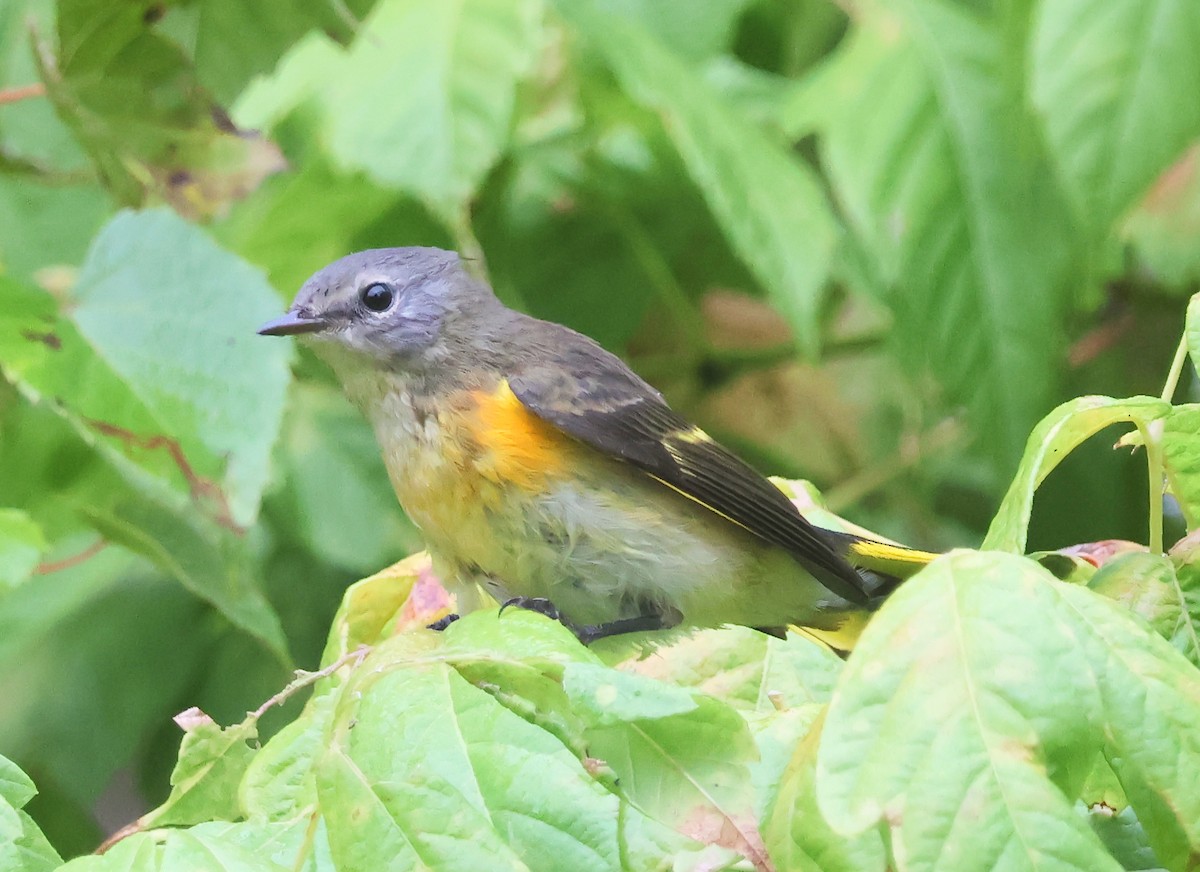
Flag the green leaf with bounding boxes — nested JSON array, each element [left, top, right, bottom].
[[587, 0, 752, 60], [1166, 533, 1200, 668], [1030, 0, 1200, 236], [0, 176, 109, 283], [38, 0, 284, 217], [817, 6, 1076, 466], [141, 713, 258, 828], [1085, 804, 1166, 872], [318, 0, 545, 216], [240, 690, 338, 820], [0, 756, 36, 811], [58, 819, 325, 871], [319, 652, 628, 871], [1089, 551, 1200, 667], [557, 0, 839, 356], [817, 552, 1121, 872], [82, 494, 288, 663], [191, 0, 380, 104], [0, 277, 288, 657], [763, 712, 886, 872], [1164, 404, 1200, 530], [562, 661, 699, 724], [0, 756, 57, 872], [215, 159, 447, 298], [984, 396, 1170, 553], [1056, 582, 1200, 868], [614, 625, 843, 712], [0, 509, 45, 590], [72, 208, 293, 527], [818, 550, 1200, 871], [565, 664, 768, 867]]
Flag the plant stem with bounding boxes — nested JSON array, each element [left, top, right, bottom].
[[1160, 332, 1190, 402]]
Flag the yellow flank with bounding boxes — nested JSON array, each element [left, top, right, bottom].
[[467, 380, 571, 490]]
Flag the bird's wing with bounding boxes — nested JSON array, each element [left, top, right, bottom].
[[507, 346, 869, 604]]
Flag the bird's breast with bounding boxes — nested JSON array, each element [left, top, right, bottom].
[[368, 379, 576, 543]]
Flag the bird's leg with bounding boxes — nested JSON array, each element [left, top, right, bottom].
[[499, 596, 674, 645], [573, 614, 674, 644]]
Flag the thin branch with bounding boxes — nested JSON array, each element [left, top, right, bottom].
[[0, 83, 45, 105], [33, 539, 108, 575], [249, 644, 371, 720]]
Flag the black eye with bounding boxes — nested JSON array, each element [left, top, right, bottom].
[[360, 283, 394, 313]]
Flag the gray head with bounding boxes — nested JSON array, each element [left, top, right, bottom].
[[258, 247, 502, 365]]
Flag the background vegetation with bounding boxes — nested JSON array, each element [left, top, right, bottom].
[[1, 0, 1199, 869]]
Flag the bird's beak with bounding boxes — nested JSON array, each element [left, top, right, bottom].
[[257, 311, 329, 336]]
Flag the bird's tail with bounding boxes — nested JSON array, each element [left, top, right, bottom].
[[803, 530, 939, 652]]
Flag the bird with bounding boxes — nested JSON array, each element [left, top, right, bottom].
[[259, 247, 935, 647]]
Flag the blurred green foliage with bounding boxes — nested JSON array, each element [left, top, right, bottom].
[[1, 0, 1199, 866]]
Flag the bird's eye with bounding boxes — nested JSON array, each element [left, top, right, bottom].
[[360, 283, 395, 313]]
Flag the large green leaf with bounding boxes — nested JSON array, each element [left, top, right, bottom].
[[557, 0, 839, 357], [313, 619, 739, 870], [817, 550, 1200, 871], [318, 0, 545, 217], [984, 396, 1170, 553], [71, 209, 292, 527], [1030, 0, 1200, 236], [817, 5, 1076, 466], [0, 218, 292, 657]]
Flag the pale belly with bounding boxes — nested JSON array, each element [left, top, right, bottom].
[[364, 383, 845, 630]]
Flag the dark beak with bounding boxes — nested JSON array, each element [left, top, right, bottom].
[[257, 311, 329, 336]]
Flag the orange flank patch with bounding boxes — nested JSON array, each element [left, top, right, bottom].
[[466, 380, 572, 490]]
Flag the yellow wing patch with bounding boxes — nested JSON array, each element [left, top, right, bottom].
[[468, 380, 572, 490]]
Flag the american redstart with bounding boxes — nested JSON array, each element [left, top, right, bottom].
[[260, 247, 935, 647]]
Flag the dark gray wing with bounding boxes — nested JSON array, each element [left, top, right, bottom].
[[507, 343, 868, 604]]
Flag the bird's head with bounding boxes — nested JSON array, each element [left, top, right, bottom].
[[258, 247, 500, 369]]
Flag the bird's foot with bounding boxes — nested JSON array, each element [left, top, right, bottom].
[[500, 596, 596, 641], [499, 596, 562, 620], [427, 613, 460, 632], [499, 597, 673, 646]]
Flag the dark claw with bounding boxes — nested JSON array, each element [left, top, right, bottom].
[[499, 596, 561, 620], [427, 613, 460, 632]]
